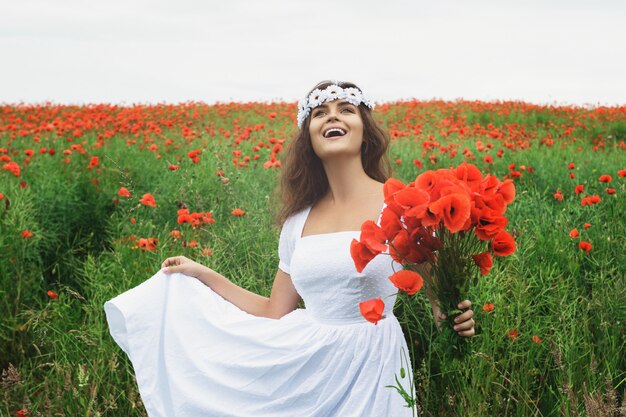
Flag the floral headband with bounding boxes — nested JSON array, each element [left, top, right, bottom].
[[296, 84, 375, 128]]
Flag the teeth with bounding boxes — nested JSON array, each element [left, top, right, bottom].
[[324, 128, 346, 138]]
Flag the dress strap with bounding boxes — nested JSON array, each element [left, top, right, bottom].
[[297, 206, 313, 239], [375, 202, 387, 227]]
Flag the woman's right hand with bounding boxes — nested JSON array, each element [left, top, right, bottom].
[[161, 256, 207, 279]]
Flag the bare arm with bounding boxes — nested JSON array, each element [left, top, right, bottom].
[[198, 266, 301, 319], [161, 256, 301, 319]]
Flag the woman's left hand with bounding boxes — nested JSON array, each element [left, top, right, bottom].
[[452, 300, 475, 337]]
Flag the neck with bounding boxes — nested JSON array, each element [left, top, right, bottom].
[[320, 156, 382, 205]]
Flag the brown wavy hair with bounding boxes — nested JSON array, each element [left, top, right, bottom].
[[275, 80, 391, 226]]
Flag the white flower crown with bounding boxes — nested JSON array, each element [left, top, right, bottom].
[[297, 84, 375, 128]]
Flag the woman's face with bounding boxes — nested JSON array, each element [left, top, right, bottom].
[[308, 99, 364, 161]]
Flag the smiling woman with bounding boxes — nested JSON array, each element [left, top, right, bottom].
[[308, 99, 364, 161], [104, 80, 475, 417]]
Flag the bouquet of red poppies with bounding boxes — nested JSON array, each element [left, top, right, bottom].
[[351, 162, 516, 353]]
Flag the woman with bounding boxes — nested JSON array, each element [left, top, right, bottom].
[[104, 80, 475, 417]]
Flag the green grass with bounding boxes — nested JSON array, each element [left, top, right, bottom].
[[0, 101, 624, 416]]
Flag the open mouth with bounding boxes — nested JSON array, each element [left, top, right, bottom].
[[323, 128, 347, 138]]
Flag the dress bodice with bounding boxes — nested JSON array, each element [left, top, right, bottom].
[[283, 205, 402, 325]]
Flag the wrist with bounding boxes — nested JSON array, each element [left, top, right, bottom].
[[197, 265, 215, 286]]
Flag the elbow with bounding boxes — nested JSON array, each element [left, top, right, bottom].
[[265, 309, 290, 320], [265, 304, 295, 320]]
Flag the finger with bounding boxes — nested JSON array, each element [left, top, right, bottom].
[[458, 299, 472, 310], [162, 256, 184, 268], [453, 318, 475, 332], [163, 264, 182, 274], [457, 328, 475, 338], [454, 309, 474, 324], [161, 257, 174, 268]]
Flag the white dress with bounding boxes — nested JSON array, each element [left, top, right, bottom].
[[104, 205, 415, 417]]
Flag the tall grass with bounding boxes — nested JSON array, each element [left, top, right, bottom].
[[1, 101, 624, 416]]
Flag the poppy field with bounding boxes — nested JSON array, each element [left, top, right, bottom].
[[1, 100, 625, 416]]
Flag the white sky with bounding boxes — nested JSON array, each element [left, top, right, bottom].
[[1, 0, 625, 106]]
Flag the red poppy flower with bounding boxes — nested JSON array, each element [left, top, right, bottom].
[[117, 187, 131, 197], [583, 223, 591, 229], [359, 298, 384, 324], [413, 227, 442, 253], [88, 156, 99, 168], [379, 208, 403, 240], [618, 169, 626, 178], [389, 228, 431, 265], [187, 239, 199, 248], [606, 188, 616, 195], [578, 241, 592, 253], [482, 303, 495, 313], [497, 179, 516, 204], [231, 208, 245, 216], [383, 178, 406, 214], [507, 329, 519, 340], [415, 170, 439, 193], [474, 209, 508, 241], [491, 230, 516, 256], [553, 190, 563, 201], [394, 187, 430, 218], [531, 335, 541, 345], [455, 162, 483, 189], [574, 185, 584, 195], [17, 409, 28, 417], [569, 173, 575, 179], [472, 251, 493, 275], [139, 193, 156, 207], [0, 193, 3, 200], [2, 161, 20, 177], [388, 270, 424, 295], [168, 164, 180, 171], [138, 237, 158, 251], [170, 230, 181, 239], [598, 174, 612, 183], [47, 290, 58, 299], [568, 162, 575, 169], [359, 220, 388, 253], [581, 195, 601, 206], [21, 230, 33, 239], [188, 149, 201, 159], [569, 228, 579, 238], [350, 239, 378, 273], [483, 155, 493, 164], [428, 193, 471, 233]]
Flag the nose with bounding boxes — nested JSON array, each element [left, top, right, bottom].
[[326, 112, 339, 122], [325, 105, 340, 121]]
